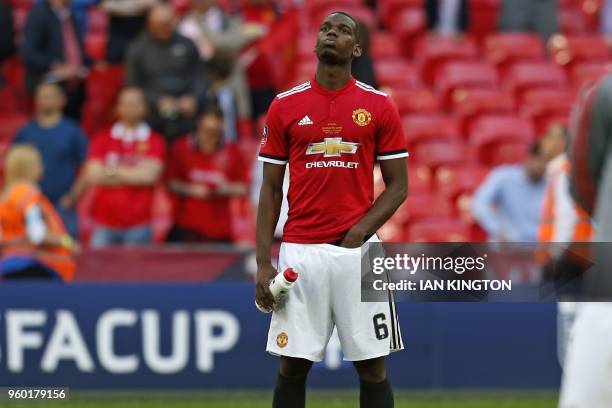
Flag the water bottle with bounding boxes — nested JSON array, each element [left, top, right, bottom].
[[255, 268, 299, 313]]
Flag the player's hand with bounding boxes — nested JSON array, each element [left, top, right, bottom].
[[255, 263, 277, 311], [340, 226, 366, 248]]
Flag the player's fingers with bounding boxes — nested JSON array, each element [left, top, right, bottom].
[[255, 282, 275, 309]]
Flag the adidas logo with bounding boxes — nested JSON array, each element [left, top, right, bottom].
[[298, 115, 314, 126]]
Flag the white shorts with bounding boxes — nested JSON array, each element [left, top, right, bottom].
[[266, 235, 403, 362], [559, 303, 612, 408]]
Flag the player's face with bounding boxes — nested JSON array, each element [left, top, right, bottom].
[[314, 14, 361, 65]]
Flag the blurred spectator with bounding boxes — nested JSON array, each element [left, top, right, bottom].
[[13, 82, 88, 238], [538, 124, 591, 248], [21, 0, 89, 120], [101, 0, 158, 63], [126, 3, 205, 142], [166, 109, 247, 243], [0, 145, 77, 282], [351, 21, 377, 89], [0, 0, 15, 68], [178, 0, 267, 120], [426, 0, 469, 35], [472, 143, 547, 242], [205, 50, 240, 143], [241, 0, 279, 118], [602, 0, 612, 35], [537, 125, 592, 368], [498, 0, 558, 41], [70, 87, 165, 247]]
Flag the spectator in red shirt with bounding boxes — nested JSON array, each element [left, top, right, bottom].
[[68, 87, 166, 246], [166, 109, 247, 242]]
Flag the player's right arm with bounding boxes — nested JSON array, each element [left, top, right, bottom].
[[255, 99, 288, 310], [255, 162, 285, 310]]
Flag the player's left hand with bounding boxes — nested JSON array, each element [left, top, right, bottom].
[[340, 226, 366, 249]]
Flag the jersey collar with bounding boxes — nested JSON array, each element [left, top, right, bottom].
[[310, 76, 356, 96]]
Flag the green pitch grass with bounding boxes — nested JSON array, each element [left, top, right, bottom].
[[3, 390, 558, 408]]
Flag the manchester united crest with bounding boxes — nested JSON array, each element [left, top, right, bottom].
[[352, 109, 372, 127], [276, 332, 288, 348]]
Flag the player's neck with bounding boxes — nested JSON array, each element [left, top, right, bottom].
[[315, 64, 352, 90]]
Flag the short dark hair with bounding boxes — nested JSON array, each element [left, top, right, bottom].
[[326, 11, 359, 36]]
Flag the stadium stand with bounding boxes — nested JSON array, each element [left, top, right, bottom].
[[1, 0, 611, 248]]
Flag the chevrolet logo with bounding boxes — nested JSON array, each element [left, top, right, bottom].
[[306, 138, 360, 157]]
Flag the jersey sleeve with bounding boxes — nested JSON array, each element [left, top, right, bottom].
[[375, 96, 409, 161], [258, 98, 288, 165]]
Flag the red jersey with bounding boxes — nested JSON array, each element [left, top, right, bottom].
[[167, 135, 246, 240], [258, 77, 408, 244], [89, 124, 166, 228]]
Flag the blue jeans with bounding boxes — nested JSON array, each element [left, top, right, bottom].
[[90, 225, 153, 248]]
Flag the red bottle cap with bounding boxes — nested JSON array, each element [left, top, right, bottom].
[[283, 268, 298, 282]]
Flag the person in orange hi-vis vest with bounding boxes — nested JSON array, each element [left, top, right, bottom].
[[537, 124, 593, 370], [0, 144, 78, 282]]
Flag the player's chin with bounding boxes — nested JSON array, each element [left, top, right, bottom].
[[317, 50, 343, 65]]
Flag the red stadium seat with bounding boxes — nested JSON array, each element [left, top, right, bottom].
[[395, 193, 453, 224], [451, 89, 515, 133], [306, 0, 363, 20], [297, 36, 316, 60], [468, 0, 501, 38], [370, 32, 402, 60], [469, 115, 535, 145], [435, 165, 490, 200], [469, 115, 534, 165], [388, 8, 427, 57], [415, 35, 479, 85], [82, 65, 124, 136], [559, 4, 591, 34], [406, 218, 472, 242], [548, 34, 610, 66], [503, 62, 568, 98], [374, 60, 422, 89], [413, 141, 477, 169], [379, 0, 423, 28], [408, 165, 432, 193], [520, 89, 576, 132], [11, 0, 34, 10], [484, 33, 545, 67], [390, 88, 441, 115], [313, 5, 376, 31], [435, 62, 499, 107], [569, 62, 612, 89], [0, 114, 28, 142], [402, 115, 462, 150]]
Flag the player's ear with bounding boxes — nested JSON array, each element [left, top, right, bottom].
[[353, 44, 362, 58]]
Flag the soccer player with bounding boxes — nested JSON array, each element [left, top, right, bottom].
[[255, 12, 408, 408]]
